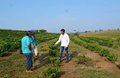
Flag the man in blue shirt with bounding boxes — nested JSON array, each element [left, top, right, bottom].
[[21, 31, 34, 73]]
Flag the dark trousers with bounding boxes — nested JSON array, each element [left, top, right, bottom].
[[24, 53, 33, 70], [60, 46, 69, 63]]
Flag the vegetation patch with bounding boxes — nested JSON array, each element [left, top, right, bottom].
[[78, 68, 119, 78], [41, 66, 61, 78], [71, 36, 118, 62], [0, 30, 57, 56], [78, 36, 113, 47], [73, 55, 94, 66]]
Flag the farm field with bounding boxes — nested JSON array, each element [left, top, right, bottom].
[[0, 30, 120, 78]]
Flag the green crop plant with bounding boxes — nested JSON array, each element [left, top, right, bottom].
[[49, 57, 60, 66], [0, 30, 58, 56], [42, 66, 61, 78], [71, 36, 118, 63], [77, 36, 113, 47], [107, 53, 118, 62], [73, 55, 94, 66]]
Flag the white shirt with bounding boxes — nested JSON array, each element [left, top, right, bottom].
[[55, 33, 70, 47]]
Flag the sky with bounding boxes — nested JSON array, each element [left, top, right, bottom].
[[0, 0, 120, 33]]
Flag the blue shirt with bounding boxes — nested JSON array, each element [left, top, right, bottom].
[[21, 36, 32, 54], [31, 36, 37, 46]]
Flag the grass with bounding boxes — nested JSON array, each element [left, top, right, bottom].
[[80, 30, 120, 61], [73, 55, 94, 66], [1, 30, 120, 78], [78, 68, 119, 78], [41, 66, 61, 78], [0, 53, 25, 78], [80, 30, 120, 39], [0, 37, 58, 78], [78, 36, 113, 47], [71, 36, 118, 62]]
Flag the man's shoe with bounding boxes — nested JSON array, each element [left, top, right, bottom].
[[26, 70, 33, 73], [66, 60, 69, 63], [31, 67, 35, 70], [59, 63, 64, 66]]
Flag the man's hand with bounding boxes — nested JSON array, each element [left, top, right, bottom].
[[54, 44, 57, 46], [65, 45, 69, 49], [28, 44, 32, 51], [32, 44, 35, 49], [64, 46, 68, 49]]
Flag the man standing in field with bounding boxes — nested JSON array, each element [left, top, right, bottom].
[[55, 29, 70, 64], [21, 31, 34, 73]]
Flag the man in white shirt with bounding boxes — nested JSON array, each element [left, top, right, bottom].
[[55, 29, 70, 64]]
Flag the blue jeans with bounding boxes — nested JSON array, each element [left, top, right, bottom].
[[24, 53, 33, 70], [60, 46, 69, 63]]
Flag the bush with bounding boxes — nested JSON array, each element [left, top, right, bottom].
[[0, 30, 58, 56], [49, 46, 58, 50], [49, 50, 58, 57], [74, 55, 94, 66], [99, 49, 110, 56], [49, 42, 59, 57], [0, 41, 11, 56], [43, 66, 61, 78], [85, 44, 101, 53], [49, 57, 60, 66], [107, 53, 118, 62]]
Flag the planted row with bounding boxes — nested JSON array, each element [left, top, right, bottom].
[[73, 55, 94, 66], [78, 36, 113, 47], [48, 41, 60, 66], [0, 30, 58, 56], [71, 37, 118, 62], [39, 41, 61, 78]]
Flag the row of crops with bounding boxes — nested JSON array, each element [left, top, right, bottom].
[[0, 30, 25, 56], [39, 40, 61, 78], [78, 36, 113, 47], [0, 30, 58, 56], [37, 33, 58, 43], [71, 36, 118, 63], [113, 37, 120, 47]]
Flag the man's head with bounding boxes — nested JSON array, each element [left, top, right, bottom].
[[31, 30, 36, 36], [60, 29, 65, 35], [26, 31, 32, 37], [31, 32, 35, 36]]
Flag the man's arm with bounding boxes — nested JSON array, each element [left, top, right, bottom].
[[55, 35, 61, 45], [28, 44, 32, 51]]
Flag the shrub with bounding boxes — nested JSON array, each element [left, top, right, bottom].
[[48, 41, 60, 65], [0, 30, 58, 56], [43, 66, 61, 78], [85, 44, 101, 53], [107, 53, 118, 62], [49, 57, 60, 66], [99, 49, 110, 56], [74, 55, 94, 66], [49, 50, 58, 57], [49, 46, 58, 50], [49, 42, 59, 57]]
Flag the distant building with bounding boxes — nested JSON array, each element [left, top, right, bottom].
[[38, 29, 47, 33]]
